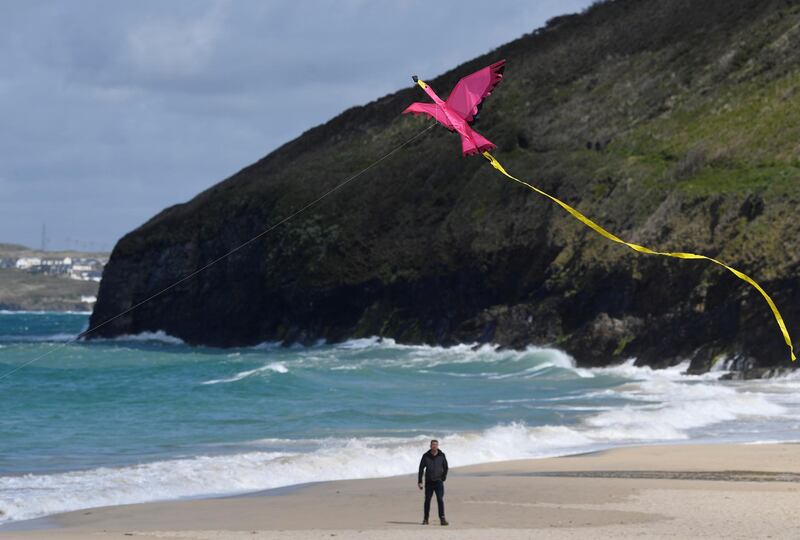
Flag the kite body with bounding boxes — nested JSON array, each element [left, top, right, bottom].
[[402, 60, 505, 156]]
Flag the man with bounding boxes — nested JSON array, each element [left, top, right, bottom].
[[417, 439, 449, 526]]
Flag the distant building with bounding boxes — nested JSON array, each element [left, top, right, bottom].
[[39, 257, 72, 276], [69, 258, 104, 281], [16, 257, 41, 270], [9, 254, 105, 281]]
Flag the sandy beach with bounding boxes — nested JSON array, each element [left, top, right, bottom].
[[2, 443, 799, 539]]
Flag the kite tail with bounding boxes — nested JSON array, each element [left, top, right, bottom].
[[482, 151, 796, 362]]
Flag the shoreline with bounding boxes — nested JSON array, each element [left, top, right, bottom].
[[3, 442, 799, 539]]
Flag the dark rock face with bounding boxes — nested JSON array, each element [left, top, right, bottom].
[[90, 0, 800, 374]]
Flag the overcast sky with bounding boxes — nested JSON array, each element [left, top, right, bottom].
[[1, 0, 594, 252]]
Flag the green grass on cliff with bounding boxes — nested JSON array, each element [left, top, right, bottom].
[[612, 71, 800, 195]]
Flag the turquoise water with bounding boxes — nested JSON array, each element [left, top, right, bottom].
[[1, 311, 799, 522]]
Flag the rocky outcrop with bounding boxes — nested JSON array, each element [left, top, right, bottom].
[[90, 0, 800, 374]]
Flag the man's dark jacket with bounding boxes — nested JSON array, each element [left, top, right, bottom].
[[418, 450, 448, 483]]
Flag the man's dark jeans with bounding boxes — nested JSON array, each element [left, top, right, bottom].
[[423, 479, 445, 519]]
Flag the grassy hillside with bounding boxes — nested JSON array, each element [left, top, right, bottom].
[[0, 269, 97, 312], [0, 243, 106, 311]]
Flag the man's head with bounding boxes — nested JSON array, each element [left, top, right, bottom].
[[430, 439, 439, 453]]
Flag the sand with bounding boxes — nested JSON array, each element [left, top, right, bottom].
[[2, 443, 799, 539]]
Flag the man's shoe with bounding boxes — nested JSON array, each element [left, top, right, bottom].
[[440, 517, 449, 526], [422, 518, 428, 525]]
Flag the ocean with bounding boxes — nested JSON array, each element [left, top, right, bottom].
[[1, 310, 799, 524]]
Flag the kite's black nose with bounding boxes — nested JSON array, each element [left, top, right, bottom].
[[412, 75, 419, 83]]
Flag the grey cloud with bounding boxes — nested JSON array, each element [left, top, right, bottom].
[[1, 0, 594, 250]]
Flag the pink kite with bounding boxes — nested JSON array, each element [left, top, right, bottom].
[[402, 59, 505, 156]]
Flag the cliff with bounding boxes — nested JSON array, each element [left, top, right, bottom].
[[90, 0, 800, 373]]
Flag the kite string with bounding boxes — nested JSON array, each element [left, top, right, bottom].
[[482, 151, 795, 362], [0, 122, 437, 383]]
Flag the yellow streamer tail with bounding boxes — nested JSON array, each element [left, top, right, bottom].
[[481, 151, 795, 362]]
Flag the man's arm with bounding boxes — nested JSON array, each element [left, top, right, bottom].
[[442, 454, 448, 481], [418, 455, 426, 484]]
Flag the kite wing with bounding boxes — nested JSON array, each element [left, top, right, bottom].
[[446, 59, 506, 123], [402, 102, 454, 130]]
